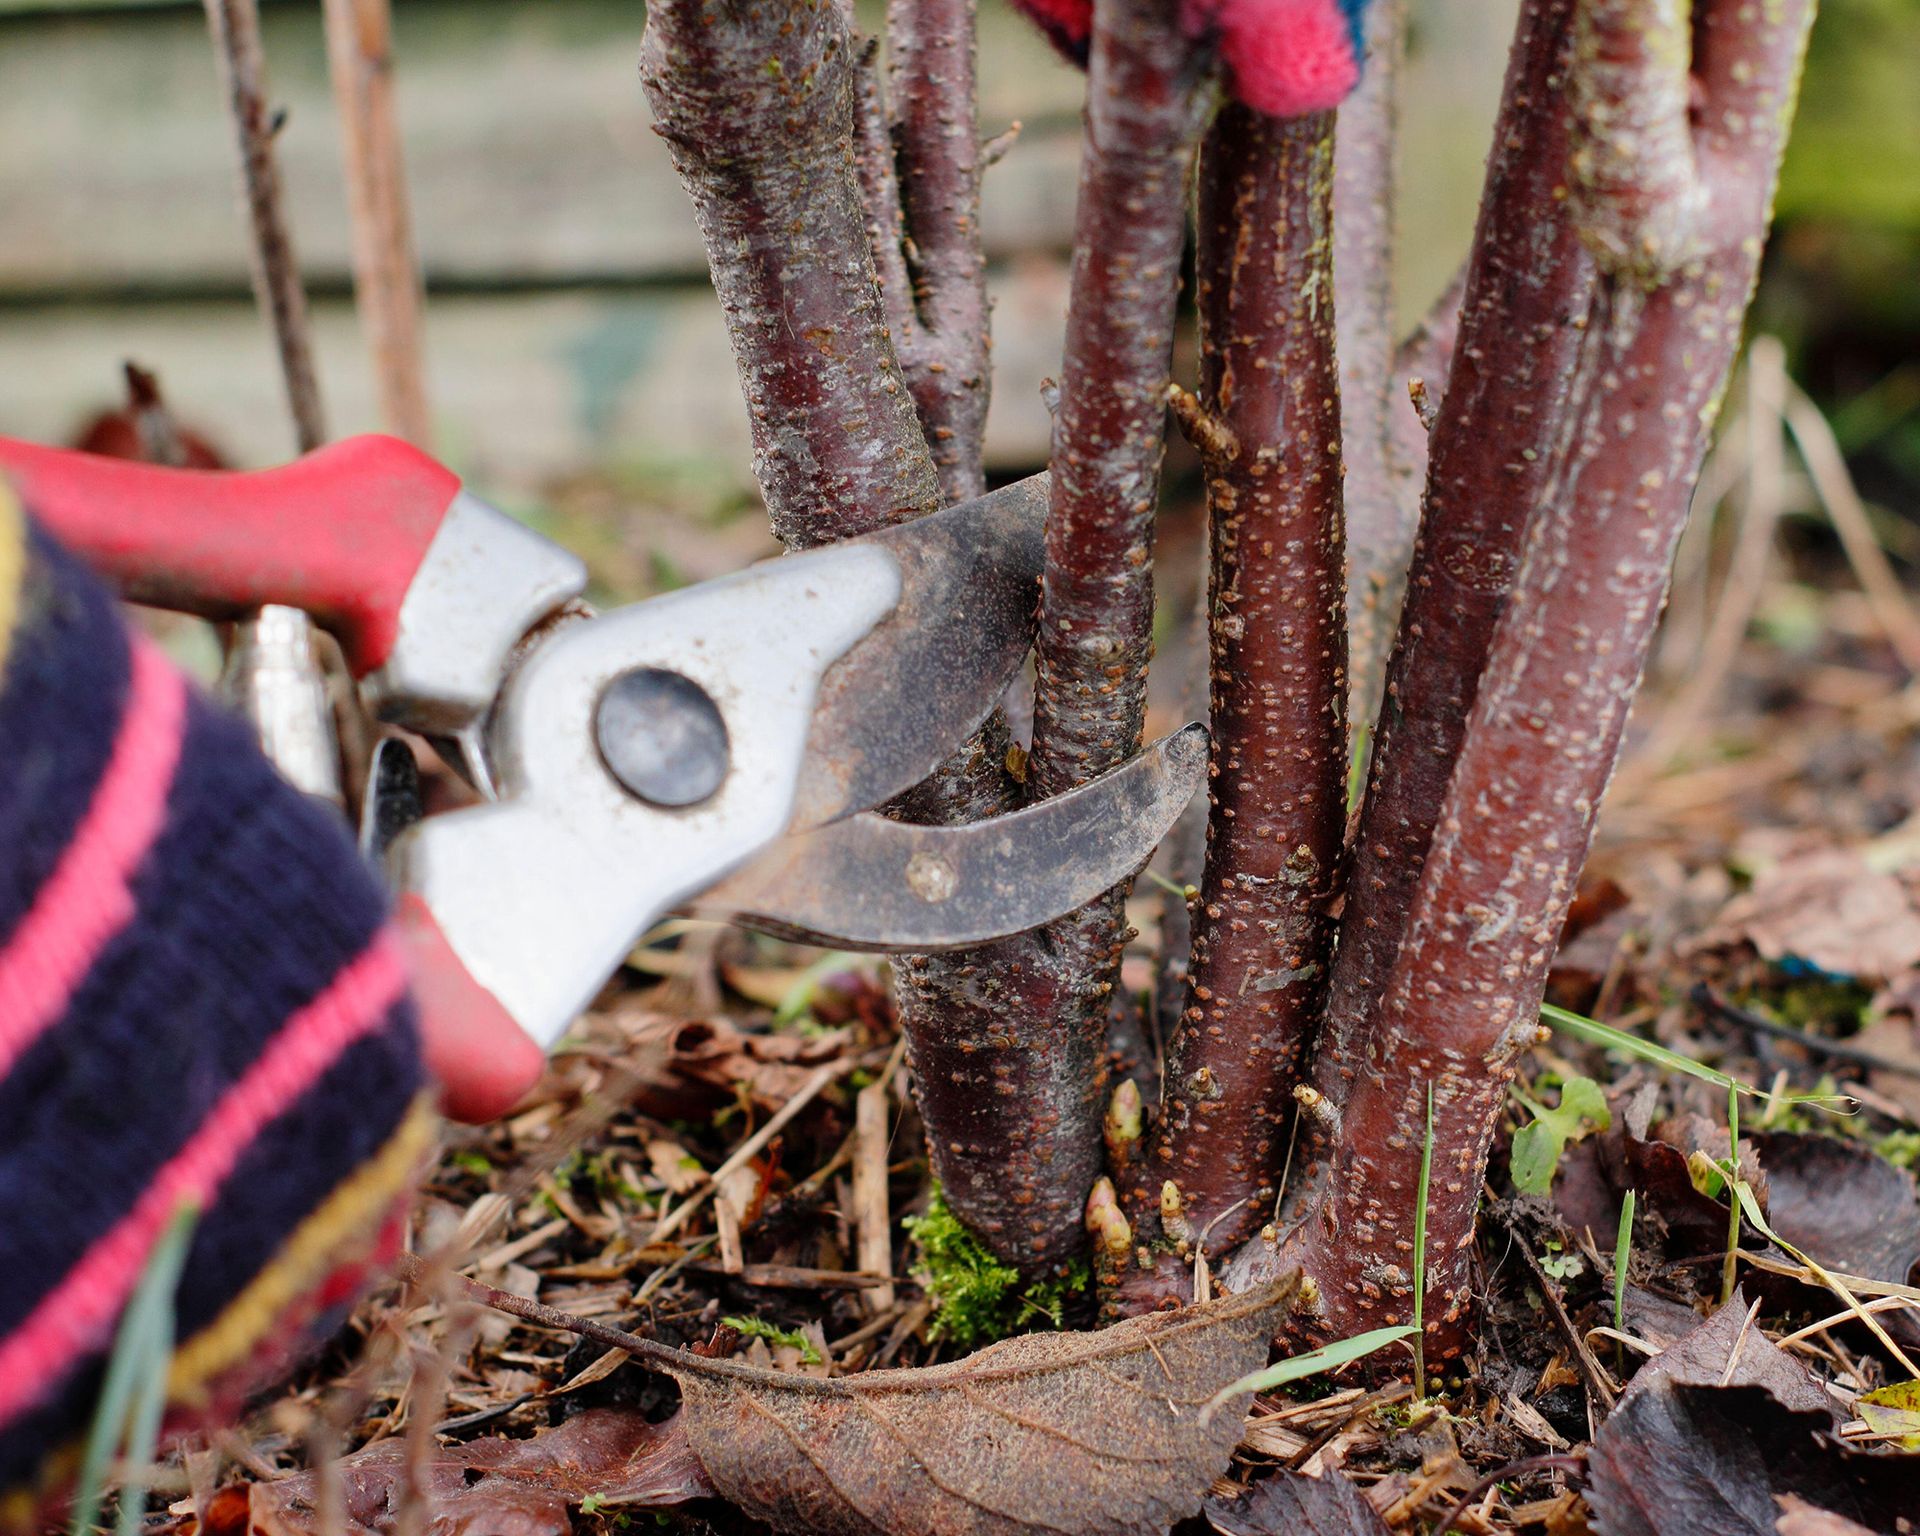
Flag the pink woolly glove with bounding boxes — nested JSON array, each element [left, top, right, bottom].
[[1011, 0, 1371, 118]]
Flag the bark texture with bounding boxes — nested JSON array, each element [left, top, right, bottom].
[[917, 0, 1209, 1275], [1027, 0, 1211, 803], [1272, 0, 1816, 1358], [1332, 0, 1410, 732], [640, 0, 941, 549], [1296, 0, 1591, 1180], [885, 0, 993, 505], [1119, 107, 1348, 1306]]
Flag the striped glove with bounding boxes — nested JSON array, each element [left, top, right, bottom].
[[0, 483, 434, 1525], [1012, 0, 1373, 117]]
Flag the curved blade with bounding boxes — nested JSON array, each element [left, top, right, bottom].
[[786, 472, 1047, 830], [696, 724, 1208, 949]]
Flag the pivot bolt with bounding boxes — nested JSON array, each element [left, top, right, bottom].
[[594, 667, 730, 808]]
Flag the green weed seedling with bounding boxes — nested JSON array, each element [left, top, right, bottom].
[[1510, 1075, 1610, 1196]]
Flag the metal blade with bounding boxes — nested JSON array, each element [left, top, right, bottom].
[[695, 724, 1208, 949], [785, 472, 1047, 830]]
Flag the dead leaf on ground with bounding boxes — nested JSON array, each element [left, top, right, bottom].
[[1694, 849, 1920, 983], [1203, 1468, 1391, 1535], [1772, 1494, 1885, 1536], [665, 1275, 1304, 1536], [1856, 1380, 1920, 1450], [1750, 1133, 1920, 1303], [1627, 1292, 1834, 1421], [1555, 1125, 1734, 1262], [1849, 1007, 1920, 1123], [244, 1408, 714, 1536], [1585, 1382, 1915, 1536], [590, 1011, 854, 1118]]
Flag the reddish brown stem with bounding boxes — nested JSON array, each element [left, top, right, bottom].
[[927, 0, 1211, 1275], [1274, 0, 1815, 1359], [1027, 0, 1211, 801], [644, 0, 1085, 1274], [1120, 106, 1348, 1307], [1333, 0, 1409, 731], [888, 0, 993, 504], [639, 0, 941, 549], [1298, 0, 1592, 1172]]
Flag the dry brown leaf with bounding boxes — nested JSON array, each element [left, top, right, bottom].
[[1204, 1468, 1390, 1535], [243, 1409, 713, 1536], [1695, 849, 1920, 982], [663, 1275, 1303, 1536], [1628, 1291, 1834, 1422], [1772, 1494, 1882, 1536]]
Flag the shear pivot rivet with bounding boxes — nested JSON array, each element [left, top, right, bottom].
[[905, 850, 958, 904], [595, 667, 730, 808]]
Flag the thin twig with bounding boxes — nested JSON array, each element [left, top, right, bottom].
[[648, 1062, 851, 1245], [1431, 1455, 1587, 1536], [201, 0, 340, 801], [1694, 984, 1920, 1080], [323, 0, 433, 446], [203, 0, 326, 453], [1782, 379, 1920, 673]]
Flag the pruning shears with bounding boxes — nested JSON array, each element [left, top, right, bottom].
[[0, 434, 1204, 1048]]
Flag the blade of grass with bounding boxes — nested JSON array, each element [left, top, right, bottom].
[[1541, 1004, 1854, 1111], [70, 1203, 198, 1536], [1209, 1325, 1418, 1406], [1412, 1081, 1433, 1398], [1613, 1189, 1636, 1376], [1722, 1086, 1742, 1305]]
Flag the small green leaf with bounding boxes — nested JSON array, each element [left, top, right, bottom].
[[1613, 1190, 1636, 1338], [1509, 1121, 1561, 1196], [1210, 1326, 1419, 1406], [1508, 1076, 1610, 1195]]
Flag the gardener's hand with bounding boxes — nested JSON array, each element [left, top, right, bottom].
[[1010, 0, 1373, 118]]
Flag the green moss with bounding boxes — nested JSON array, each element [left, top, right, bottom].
[[1876, 1130, 1920, 1170], [904, 1186, 1088, 1349], [1760, 975, 1875, 1033], [722, 1315, 822, 1364]]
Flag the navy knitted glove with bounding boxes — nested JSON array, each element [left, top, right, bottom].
[[0, 482, 434, 1525]]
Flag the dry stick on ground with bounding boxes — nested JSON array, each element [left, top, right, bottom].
[[322, 0, 432, 447], [1332, 0, 1409, 732], [639, 0, 940, 550], [1287, 0, 1594, 1204], [1110, 106, 1349, 1310], [1278, 0, 1818, 1359]]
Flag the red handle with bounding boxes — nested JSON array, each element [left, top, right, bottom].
[[0, 434, 461, 676]]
